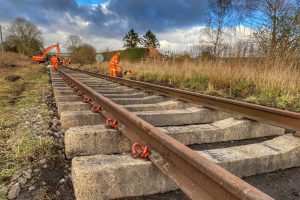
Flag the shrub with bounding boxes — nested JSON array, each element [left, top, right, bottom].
[[122, 48, 148, 61], [102, 48, 148, 62], [71, 44, 96, 64]]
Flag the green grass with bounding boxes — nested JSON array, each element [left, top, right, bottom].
[[0, 184, 8, 200], [0, 53, 54, 197]]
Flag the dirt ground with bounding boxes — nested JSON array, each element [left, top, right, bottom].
[[244, 167, 300, 200]]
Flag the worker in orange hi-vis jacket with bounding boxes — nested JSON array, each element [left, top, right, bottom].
[[67, 57, 71, 65], [109, 52, 121, 77], [51, 54, 59, 70], [62, 58, 65, 67]]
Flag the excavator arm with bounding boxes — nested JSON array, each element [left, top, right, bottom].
[[32, 43, 61, 62]]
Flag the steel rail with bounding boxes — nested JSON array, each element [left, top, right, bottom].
[[65, 67, 300, 133], [58, 68, 273, 200]]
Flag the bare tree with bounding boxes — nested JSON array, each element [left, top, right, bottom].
[[205, 0, 234, 58], [248, 0, 300, 56], [5, 17, 43, 56], [65, 34, 83, 53]]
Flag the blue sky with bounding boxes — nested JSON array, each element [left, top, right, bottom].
[[76, 0, 106, 6], [0, 0, 253, 52]]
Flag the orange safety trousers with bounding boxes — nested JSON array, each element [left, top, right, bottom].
[[52, 62, 58, 70], [109, 63, 116, 77], [109, 63, 121, 77]]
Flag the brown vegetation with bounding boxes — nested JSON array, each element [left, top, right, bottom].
[[0, 51, 31, 68], [82, 58, 300, 112]]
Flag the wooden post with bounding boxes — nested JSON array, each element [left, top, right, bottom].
[[0, 24, 3, 52], [97, 61, 101, 73]]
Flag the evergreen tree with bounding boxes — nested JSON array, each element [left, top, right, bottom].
[[123, 29, 140, 48], [141, 30, 160, 48]]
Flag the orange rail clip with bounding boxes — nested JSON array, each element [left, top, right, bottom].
[[92, 105, 102, 113], [73, 87, 79, 92], [106, 119, 118, 129], [84, 97, 92, 104], [131, 143, 151, 159], [77, 91, 84, 97]]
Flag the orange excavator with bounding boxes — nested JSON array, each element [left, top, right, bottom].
[[32, 43, 61, 63]]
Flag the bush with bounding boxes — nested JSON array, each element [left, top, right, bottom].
[[71, 44, 96, 64], [122, 48, 148, 61], [102, 48, 148, 62]]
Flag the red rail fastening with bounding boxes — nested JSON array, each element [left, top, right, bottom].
[[131, 143, 151, 159], [106, 119, 118, 129], [84, 97, 92, 104], [77, 91, 84, 97], [73, 87, 79, 92], [92, 105, 102, 113]]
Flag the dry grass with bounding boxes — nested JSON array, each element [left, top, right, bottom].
[[80, 58, 300, 112], [0, 51, 30, 68]]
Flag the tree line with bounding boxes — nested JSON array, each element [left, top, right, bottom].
[[122, 29, 160, 49]]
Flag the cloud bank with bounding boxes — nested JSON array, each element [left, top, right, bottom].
[[0, 0, 237, 52]]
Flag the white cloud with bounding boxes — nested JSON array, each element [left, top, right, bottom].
[[157, 26, 206, 53], [156, 25, 255, 54], [87, 35, 123, 52], [64, 13, 91, 28], [99, 0, 112, 15], [26, 23, 256, 54]]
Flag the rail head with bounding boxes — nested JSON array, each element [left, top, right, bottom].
[[65, 67, 300, 132], [57, 68, 274, 200]]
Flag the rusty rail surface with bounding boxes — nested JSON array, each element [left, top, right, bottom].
[[58, 68, 273, 200], [66, 67, 300, 133]]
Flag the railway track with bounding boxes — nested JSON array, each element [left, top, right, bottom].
[[50, 67, 300, 200]]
